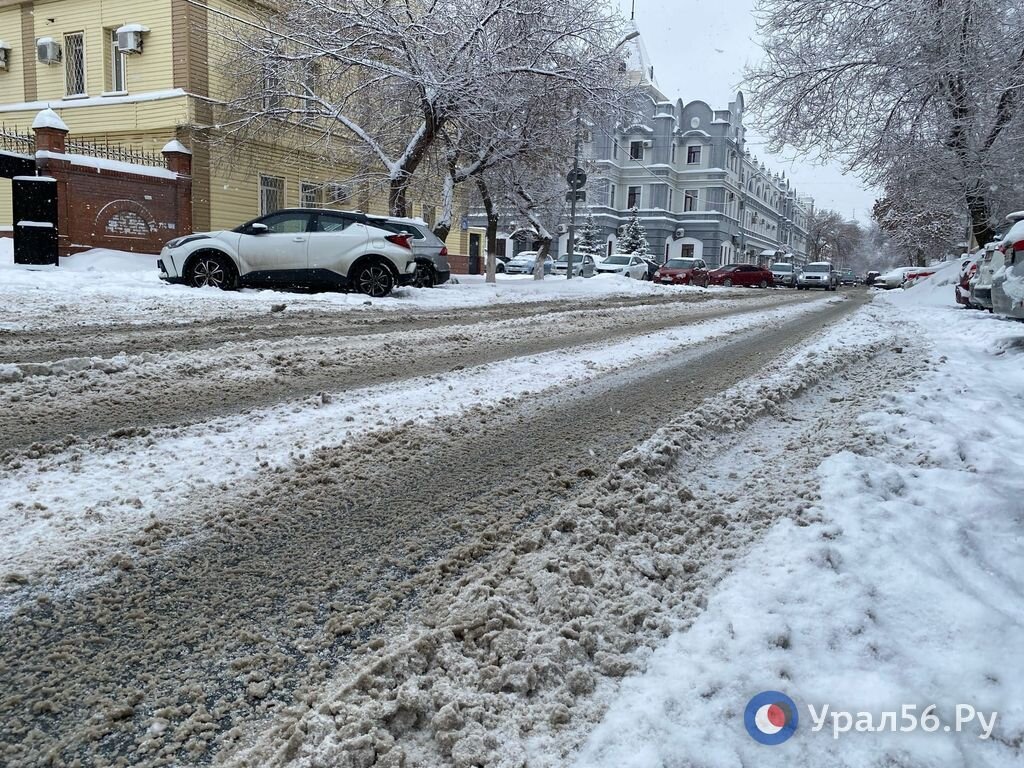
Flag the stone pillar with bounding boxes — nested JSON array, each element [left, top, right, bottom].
[[162, 139, 193, 236]]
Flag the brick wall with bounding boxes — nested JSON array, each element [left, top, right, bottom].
[[31, 120, 192, 257]]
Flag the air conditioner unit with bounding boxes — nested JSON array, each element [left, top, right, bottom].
[[116, 24, 149, 55], [556, 223, 569, 235], [36, 37, 60, 65], [642, 139, 653, 148], [674, 227, 686, 240], [617, 224, 627, 236], [0, 41, 10, 70]]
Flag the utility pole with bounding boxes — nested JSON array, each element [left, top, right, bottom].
[[566, 110, 582, 280]]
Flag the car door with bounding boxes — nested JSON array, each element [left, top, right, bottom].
[[742, 265, 759, 286], [307, 212, 369, 279], [236, 211, 312, 279], [629, 257, 643, 279], [694, 259, 708, 286]]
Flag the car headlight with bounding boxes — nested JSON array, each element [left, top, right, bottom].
[[165, 234, 209, 249]]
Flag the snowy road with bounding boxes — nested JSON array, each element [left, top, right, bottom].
[[0, 290, 803, 450], [0, 290, 868, 766]]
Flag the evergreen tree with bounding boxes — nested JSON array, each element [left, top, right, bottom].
[[618, 207, 650, 258], [576, 208, 601, 256]]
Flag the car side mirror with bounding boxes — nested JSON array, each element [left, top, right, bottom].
[[249, 222, 269, 235]]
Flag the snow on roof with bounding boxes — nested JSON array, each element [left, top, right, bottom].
[[1005, 210, 1024, 222], [161, 139, 191, 155], [36, 36, 55, 46], [0, 39, 10, 49], [622, 22, 658, 88], [36, 149, 177, 179], [1, 89, 186, 115], [115, 24, 150, 34], [32, 108, 68, 132]]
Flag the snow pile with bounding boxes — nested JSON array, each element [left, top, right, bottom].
[[223, 303, 897, 768], [0, 241, 740, 331], [884, 258, 961, 307], [575, 297, 1024, 766]]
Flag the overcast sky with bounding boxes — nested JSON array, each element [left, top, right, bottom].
[[618, 0, 878, 221]]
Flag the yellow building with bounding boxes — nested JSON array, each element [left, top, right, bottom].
[[0, 0, 468, 253]]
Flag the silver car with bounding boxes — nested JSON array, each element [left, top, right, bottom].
[[505, 251, 554, 275], [770, 262, 797, 287], [797, 261, 838, 290], [554, 253, 597, 277], [365, 215, 451, 287]]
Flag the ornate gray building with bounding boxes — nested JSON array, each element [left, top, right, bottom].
[[572, 31, 812, 267]]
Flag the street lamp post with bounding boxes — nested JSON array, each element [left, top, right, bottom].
[[566, 110, 582, 280]]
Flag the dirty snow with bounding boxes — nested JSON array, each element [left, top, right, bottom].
[[575, 281, 1024, 766], [0, 296, 838, 598]]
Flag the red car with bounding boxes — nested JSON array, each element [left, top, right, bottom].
[[955, 255, 980, 307], [708, 263, 774, 288], [653, 257, 710, 286]]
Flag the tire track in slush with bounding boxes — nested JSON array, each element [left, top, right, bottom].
[[0, 296, 866, 767], [0, 292, 821, 451]]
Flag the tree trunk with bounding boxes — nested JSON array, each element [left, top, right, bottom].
[[388, 181, 409, 218], [966, 187, 994, 249], [533, 237, 551, 280], [476, 177, 499, 284]]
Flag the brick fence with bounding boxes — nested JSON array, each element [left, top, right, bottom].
[[24, 111, 192, 257]]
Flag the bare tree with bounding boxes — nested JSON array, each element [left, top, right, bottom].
[[748, 0, 1024, 247], [217, 0, 633, 218]]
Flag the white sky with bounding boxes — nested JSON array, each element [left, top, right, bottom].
[[619, 0, 878, 221]]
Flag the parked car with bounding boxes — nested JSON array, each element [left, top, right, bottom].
[[864, 270, 882, 286], [594, 253, 649, 279], [362, 215, 451, 287], [553, 252, 597, 277], [972, 243, 1005, 312], [654, 257, 710, 286], [839, 268, 858, 286], [992, 220, 1024, 320], [504, 251, 554, 275], [708, 263, 774, 288], [873, 266, 917, 289], [903, 267, 937, 285], [157, 208, 417, 297], [770, 262, 797, 287], [956, 252, 983, 308]]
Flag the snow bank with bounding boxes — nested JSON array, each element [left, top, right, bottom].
[[0, 242, 739, 331], [881, 258, 961, 307], [577, 289, 1024, 766]]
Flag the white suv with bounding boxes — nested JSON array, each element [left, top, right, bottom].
[[158, 209, 418, 297]]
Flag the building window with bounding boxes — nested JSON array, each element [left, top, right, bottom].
[[612, 140, 619, 160], [300, 182, 321, 208], [671, 143, 677, 163], [609, 183, 616, 207], [327, 183, 350, 205], [627, 186, 641, 209], [666, 189, 673, 211], [107, 29, 126, 92], [686, 145, 701, 165], [64, 32, 86, 96], [422, 205, 436, 228], [259, 174, 285, 215], [630, 141, 644, 160], [681, 244, 695, 259], [684, 189, 698, 212], [263, 61, 283, 111]]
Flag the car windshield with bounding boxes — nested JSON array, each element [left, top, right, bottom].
[[771, 264, 793, 272], [665, 259, 697, 269], [804, 264, 830, 273], [603, 256, 630, 265], [718, 264, 740, 271]]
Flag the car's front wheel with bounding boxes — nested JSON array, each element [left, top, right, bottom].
[[723, 278, 733, 287], [187, 253, 237, 290], [353, 259, 395, 298], [758, 279, 768, 288]]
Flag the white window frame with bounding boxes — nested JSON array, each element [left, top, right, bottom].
[[259, 174, 285, 215], [629, 140, 644, 161], [64, 32, 86, 97], [627, 185, 642, 209], [300, 181, 321, 208], [686, 145, 702, 165], [684, 189, 699, 212], [666, 188, 673, 211], [107, 29, 126, 93], [609, 183, 616, 207]]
